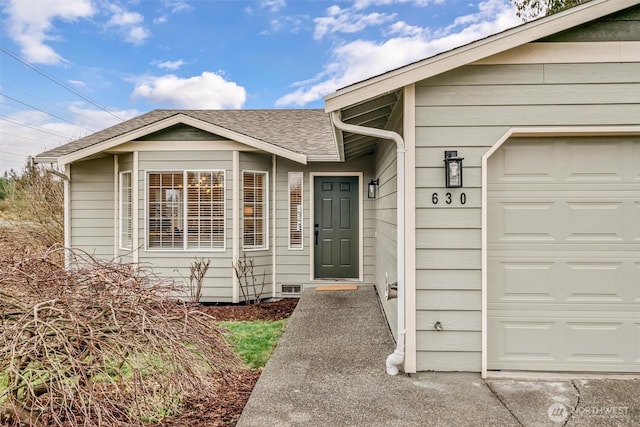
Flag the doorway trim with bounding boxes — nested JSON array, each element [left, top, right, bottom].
[[309, 172, 364, 282]]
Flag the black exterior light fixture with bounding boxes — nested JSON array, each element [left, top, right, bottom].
[[368, 179, 379, 199], [444, 150, 464, 188]]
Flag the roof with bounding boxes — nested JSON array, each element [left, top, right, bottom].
[[325, 0, 639, 113], [35, 109, 337, 165]]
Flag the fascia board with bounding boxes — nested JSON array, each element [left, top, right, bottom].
[[58, 114, 308, 165], [324, 0, 638, 112]]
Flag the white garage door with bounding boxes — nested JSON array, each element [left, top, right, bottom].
[[487, 136, 640, 372]]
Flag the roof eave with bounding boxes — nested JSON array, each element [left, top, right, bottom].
[[32, 156, 59, 165], [57, 113, 308, 165], [324, 0, 637, 113]]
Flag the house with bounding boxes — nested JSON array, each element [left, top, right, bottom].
[[35, 0, 640, 377]]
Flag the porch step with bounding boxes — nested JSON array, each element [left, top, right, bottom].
[[315, 285, 358, 291]]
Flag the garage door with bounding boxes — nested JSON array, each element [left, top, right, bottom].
[[487, 137, 640, 372]]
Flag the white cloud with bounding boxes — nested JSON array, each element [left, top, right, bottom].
[[68, 79, 88, 89], [2, 0, 95, 64], [259, 0, 286, 13], [353, 0, 443, 10], [164, 1, 193, 14], [314, 5, 396, 40], [155, 59, 186, 70], [0, 106, 139, 173], [106, 4, 150, 45], [131, 72, 247, 109], [276, 0, 520, 106]]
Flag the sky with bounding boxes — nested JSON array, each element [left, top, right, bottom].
[[0, 0, 525, 174]]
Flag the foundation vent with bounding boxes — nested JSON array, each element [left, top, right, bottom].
[[280, 283, 302, 296]]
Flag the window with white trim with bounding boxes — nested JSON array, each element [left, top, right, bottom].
[[119, 171, 133, 250], [147, 171, 225, 250], [288, 172, 303, 249], [242, 171, 268, 250]]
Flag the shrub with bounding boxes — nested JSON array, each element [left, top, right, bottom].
[[0, 247, 241, 426]]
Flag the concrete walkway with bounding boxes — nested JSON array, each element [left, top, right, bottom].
[[237, 285, 640, 426]]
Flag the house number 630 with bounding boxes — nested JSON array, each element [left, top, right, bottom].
[[431, 192, 467, 205]]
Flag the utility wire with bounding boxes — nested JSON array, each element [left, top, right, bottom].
[[0, 46, 127, 122], [0, 131, 47, 143], [0, 116, 70, 139], [0, 150, 27, 158], [0, 92, 96, 133]]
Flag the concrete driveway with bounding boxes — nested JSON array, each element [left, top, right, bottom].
[[237, 285, 640, 426]]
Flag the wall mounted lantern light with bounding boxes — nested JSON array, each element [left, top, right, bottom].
[[368, 179, 379, 199], [444, 150, 464, 188]]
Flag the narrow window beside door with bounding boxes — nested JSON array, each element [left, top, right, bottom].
[[119, 171, 132, 250], [289, 172, 303, 250]]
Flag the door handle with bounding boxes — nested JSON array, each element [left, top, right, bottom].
[[314, 224, 319, 245]]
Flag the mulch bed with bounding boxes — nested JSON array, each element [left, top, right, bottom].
[[198, 298, 299, 322], [163, 298, 298, 426]]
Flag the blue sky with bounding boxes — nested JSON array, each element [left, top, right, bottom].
[[0, 0, 524, 173]]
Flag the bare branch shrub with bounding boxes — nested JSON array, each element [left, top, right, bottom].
[[2, 165, 63, 250], [232, 253, 266, 305], [188, 258, 210, 303], [0, 247, 241, 426]]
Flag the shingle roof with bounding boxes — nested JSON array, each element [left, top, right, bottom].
[[35, 109, 337, 160]]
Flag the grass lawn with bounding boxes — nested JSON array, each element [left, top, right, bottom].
[[219, 319, 287, 369]]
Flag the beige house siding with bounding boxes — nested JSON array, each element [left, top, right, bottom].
[[69, 156, 115, 259], [137, 150, 234, 302], [372, 99, 404, 340], [274, 156, 376, 295], [414, 59, 640, 371], [239, 151, 274, 300]]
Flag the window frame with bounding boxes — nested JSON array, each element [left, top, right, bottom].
[[242, 170, 269, 251], [288, 172, 304, 250], [145, 169, 226, 252], [119, 170, 133, 250]]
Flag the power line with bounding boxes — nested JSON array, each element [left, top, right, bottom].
[[0, 46, 127, 122], [0, 131, 47, 143], [0, 91, 96, 133], [0, 150, 27, 158], [0, 116, 70, 139]]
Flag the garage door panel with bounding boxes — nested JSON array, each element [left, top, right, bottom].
[[500, 142, 555, 181], [489, 316, 639, 370], [635, 203, 640, 240], [488, 137, 640, 372], [565, 262, 627, 302], [490, 201, 556, 241], [566, 322, 625, 363], [566, 142, 625, 181], [566, 202, 624, 241], [488, 260, 555, 302], [636, 325, 640, 362], [490, 258, 636, 304], [489, 319, 557, 362]]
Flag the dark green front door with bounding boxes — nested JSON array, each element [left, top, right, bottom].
[[314, 176, 359, 279]]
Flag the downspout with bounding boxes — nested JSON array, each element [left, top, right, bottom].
[[330, 112, 406, 376]]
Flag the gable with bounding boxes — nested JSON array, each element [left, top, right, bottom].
[[325, 0, 640, 114], [136, 123, 229, 141], [542, 4, 640, 41]]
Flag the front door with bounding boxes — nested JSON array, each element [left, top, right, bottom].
[[314, 176, 359, 279]]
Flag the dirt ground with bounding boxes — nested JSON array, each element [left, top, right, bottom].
[[0, 229, 298, 426], [162, 298, 298, 427], [163, 298, 298, 426]]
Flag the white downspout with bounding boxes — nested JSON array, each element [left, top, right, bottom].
[[330, 112, 406, 376]]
